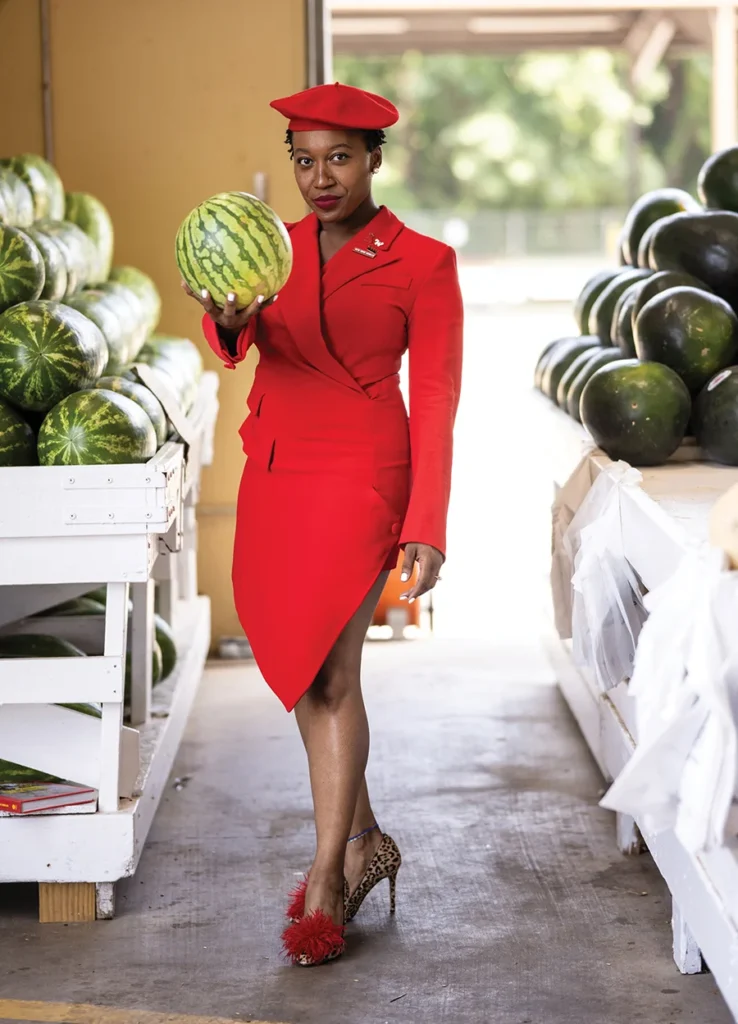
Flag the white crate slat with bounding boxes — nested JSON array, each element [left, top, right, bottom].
[[0, 656, 123, 703]]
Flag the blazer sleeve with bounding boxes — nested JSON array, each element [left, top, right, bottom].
[[399, 246, 463, 558], [201, 313, 256, 370]]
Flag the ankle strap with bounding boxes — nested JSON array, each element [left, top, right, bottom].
[[347, 823, 379, 844]]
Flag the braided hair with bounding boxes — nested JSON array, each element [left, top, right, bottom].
[[285, 129, 387, 159]]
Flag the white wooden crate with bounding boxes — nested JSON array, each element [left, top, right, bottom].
[[0, 373, 218, 917], [540, 395, 738, 1019]]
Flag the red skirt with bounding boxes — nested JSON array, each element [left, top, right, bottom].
[[232, 368, 410, 711]]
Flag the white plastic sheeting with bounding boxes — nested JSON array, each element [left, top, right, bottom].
[[563, 462, 647, 692], [601, 548, 738, 854]]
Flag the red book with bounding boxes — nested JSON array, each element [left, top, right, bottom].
[[0, 781, 97, 814]]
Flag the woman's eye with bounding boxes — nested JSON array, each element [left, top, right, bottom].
[[331, 153, 348, 162], [298, 158, 312, 167]]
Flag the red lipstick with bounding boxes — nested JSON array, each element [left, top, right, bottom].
[[313, 195, 341, 210]]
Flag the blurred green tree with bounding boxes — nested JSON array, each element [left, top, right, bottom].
[[334, 50, 711, 212]]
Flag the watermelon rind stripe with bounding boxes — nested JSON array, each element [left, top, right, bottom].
[[175, 191, 292, 307]]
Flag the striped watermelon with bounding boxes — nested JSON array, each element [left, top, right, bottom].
[[154, 613, 177, 680], [38, 388, 157, 465], [109, 266, 160, 333], [96, 280, 148, 359], [0, 301, 107, 411], [65, 192, 114, 283], [0, 168, 34, 228], [25, 227, 67, 301], [95, 374, 167, 446], [0, 155, 64, 221], [0, 177, 11, 224], [66, 291, 128, 372], [37, 219, 97, 295], [0, 225, 45, 312], [0, 396, 35, 466], [175, 192, 293, 308]]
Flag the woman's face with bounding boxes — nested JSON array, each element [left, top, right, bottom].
[[292, 130, 381, 224]]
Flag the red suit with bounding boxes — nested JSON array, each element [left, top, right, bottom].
[[202, 206, 463, 711]]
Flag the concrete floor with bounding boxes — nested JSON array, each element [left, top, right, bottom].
[[0, 639, 731, 1024]]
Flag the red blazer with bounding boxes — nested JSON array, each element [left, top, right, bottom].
[[202, 206, 463, 556]]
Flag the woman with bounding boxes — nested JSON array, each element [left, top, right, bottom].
[[184, 82, 463, 966]]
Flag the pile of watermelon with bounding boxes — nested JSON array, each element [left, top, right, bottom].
[[0, 153, 202, 468], [535, 146, 738, 467], [0, 590, 178, 783]]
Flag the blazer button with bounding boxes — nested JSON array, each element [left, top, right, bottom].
[[391, 522, 400, 536]]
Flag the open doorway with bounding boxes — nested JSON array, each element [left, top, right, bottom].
[[327, 1, 715, 640]]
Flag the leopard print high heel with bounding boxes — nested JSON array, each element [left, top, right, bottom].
[[344, 832, 402, 923]]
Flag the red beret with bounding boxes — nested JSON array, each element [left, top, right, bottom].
[[270, 82, 399, 133]]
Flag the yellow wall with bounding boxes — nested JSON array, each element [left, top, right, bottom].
[[0, 0, 306, 642], [0, 1, 44, 154]]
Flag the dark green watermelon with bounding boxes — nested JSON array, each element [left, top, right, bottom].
[[0, 225, 44, 313], [636, 218, 665, 269], [94, 375, 167, 447], [154, 614, 177, 680], [693, 366, 738, 464], [0, 168, 34, 228], [66, 292, 129, 373], [40, 596, 106, 616], [580, 360, 691, 466], [634, 287, 738, 393], [556, 349, 599, 409], [573, 270, 620, 334], [541, 337, 600, 401], [534, 338, 570, 390], [0, 397, 35, 466], [566, 350, 624, 422], [0, 300, 107, 412], [0, 634, 83, 657], [649, 211, 738, 312], [698, 147, 738, 212], [38, 388, 157, 466], [611, 283, 641, 356], [621, 189, 702, 266], [25, 227, 67, 301], [631, 270, 712, 326], [124, 640, 163, 704], [588, 269, 651, 343]]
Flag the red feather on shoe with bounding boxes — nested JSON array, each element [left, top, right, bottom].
[[281, 910, 346, 965], [286, 876, 308, 921]]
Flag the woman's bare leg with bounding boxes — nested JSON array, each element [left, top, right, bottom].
[[293, 570, 389, 923]]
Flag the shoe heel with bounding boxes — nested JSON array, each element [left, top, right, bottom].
[[389, 871, 397, 914]]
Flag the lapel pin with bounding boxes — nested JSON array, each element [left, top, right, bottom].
[[373, 238, 385, 247], [353, 245, 377, 259]]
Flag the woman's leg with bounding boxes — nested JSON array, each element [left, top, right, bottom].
[[293, 570, 389, 923]]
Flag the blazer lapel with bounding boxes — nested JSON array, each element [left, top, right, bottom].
[[321, 207, 405, 302], [277, 214, 365, 394]]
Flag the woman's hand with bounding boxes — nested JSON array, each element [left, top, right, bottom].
[[181, 281, 276, 333], [399, 542, 444, 604]]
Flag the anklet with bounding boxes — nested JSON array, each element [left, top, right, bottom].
[[348, 823, 379, 844]]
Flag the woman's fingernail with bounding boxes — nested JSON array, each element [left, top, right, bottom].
[[400, 572, 409, 582], [408, 597, 416, 604], [201, 289, 208, 299], [257, 295, 265, 304], [399, 594, 407, 601], [273, 294, 279, 301], [227, 292, 235, 302]]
